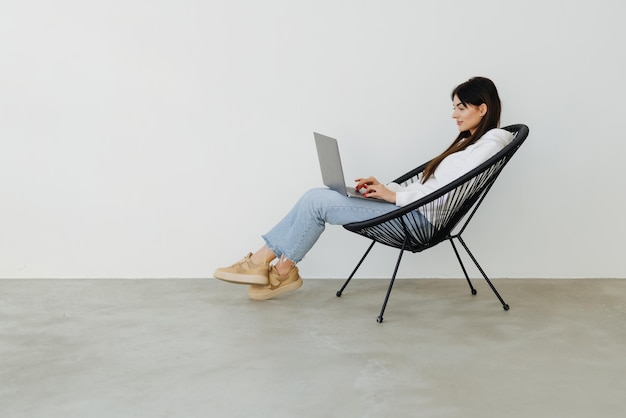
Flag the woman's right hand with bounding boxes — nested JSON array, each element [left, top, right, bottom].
[[354, 176, 381, 191]]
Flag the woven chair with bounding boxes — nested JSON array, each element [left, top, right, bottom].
[[337, 124, 529, 323]]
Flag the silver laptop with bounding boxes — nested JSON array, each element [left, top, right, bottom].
[[314, 132, 370, 199]]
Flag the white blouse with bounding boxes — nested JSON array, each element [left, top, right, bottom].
[[386, 128, 514, 222]]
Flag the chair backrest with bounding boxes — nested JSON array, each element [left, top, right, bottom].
[[343, 124, 529, 252]]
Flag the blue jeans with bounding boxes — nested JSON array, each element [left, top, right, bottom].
[[262, 188, 401, 263]]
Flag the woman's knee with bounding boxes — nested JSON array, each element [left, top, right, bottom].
[[299, 188, 342, 207]]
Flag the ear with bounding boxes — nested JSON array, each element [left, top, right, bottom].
[[479, 103, 488, 116]]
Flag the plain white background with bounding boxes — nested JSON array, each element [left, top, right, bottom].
[[1, 0, 624, 279]]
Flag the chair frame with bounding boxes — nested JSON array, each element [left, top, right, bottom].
[[336, 124, 529, 323]]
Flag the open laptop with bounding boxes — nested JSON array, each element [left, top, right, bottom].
[[314, 132, 371, 199]]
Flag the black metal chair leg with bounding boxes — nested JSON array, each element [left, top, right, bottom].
[[449, 238, 477, 295], [377, 242, 407, 323], [456, 236, 510, 311], [336, 240, 376, 297]]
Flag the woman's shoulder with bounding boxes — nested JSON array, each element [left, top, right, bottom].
[[476, 128, 514, 146], [466, 128, 513, 155]]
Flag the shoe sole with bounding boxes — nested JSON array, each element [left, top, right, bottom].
[[214, 270, 269, 285], [248, 278, 303, 301]]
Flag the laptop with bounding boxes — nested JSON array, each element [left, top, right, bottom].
[[314, 132, 371, 199]]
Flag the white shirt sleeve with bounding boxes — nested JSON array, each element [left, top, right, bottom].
[[389, 128, 514, 207]]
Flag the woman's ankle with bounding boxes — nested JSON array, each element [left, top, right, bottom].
[[275, 260, 295, 276], [250, 246, 275, 266]]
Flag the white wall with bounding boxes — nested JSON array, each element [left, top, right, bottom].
[[1, 0, 624, 279]]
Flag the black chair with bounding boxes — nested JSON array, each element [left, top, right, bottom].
[[337, 124, 529, 323]]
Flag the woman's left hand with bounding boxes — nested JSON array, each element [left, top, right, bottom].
[[362, 183, 396, 203]]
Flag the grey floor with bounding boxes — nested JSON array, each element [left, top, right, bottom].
[[1, 278, 625, 418]]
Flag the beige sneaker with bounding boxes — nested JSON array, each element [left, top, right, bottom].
[[248, 265, 303, 300], [214, 253, 269, 285]]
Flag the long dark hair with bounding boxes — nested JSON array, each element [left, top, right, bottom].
[[421, 76, 502, 183]]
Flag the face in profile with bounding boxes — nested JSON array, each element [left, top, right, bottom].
[[451, 94, 486, 135]]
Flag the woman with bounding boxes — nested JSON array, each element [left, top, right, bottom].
[[214, 76, 513, 301]]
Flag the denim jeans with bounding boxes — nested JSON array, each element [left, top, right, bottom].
[[262, 188, 402, 263]]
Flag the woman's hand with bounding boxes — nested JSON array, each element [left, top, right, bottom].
[[354, 177, 396, 203], [354, 176, 381, 191]]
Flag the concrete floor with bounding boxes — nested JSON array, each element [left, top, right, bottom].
[[1, 278, 625, 418]]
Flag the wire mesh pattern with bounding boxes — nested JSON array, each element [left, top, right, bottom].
[[338, 124, 529, 322]]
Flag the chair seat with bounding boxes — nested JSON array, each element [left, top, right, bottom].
[[338, 124, 529, 322]]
